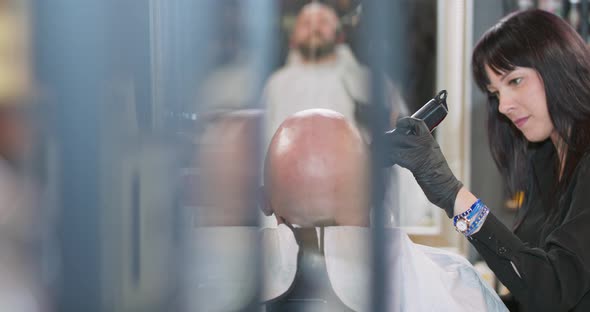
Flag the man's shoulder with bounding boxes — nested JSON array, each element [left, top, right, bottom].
[[262, 66, 298, 97], [266, 65, 299, 84]]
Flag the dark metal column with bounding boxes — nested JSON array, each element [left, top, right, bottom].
[[362, 0, 407, 311]]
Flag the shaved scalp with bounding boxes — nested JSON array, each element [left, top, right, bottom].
[[265, 109, 370, 227]]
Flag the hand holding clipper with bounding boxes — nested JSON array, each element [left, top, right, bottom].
[[387, 89, 448, 135], [385, 90, 462, 217]]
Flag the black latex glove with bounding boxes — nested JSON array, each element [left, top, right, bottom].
[[386, 117, 463, 217]]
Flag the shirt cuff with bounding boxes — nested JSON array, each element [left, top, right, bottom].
[[470, 212, 526, 260]]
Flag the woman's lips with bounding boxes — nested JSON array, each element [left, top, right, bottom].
[[514, 116, 529, 128]]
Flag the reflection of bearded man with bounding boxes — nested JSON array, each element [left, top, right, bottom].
[[291, 3, 341, 61]]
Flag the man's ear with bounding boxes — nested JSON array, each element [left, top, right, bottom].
[[258, 185, 274, 216]]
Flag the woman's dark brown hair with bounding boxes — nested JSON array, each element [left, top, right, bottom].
[[472, 10, 590, 217]]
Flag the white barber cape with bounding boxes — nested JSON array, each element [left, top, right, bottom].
[[262, 225, 508, 312]]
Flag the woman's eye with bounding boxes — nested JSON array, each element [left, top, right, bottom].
[[509, 77, 523, 86], [488, 91, 499, 100]]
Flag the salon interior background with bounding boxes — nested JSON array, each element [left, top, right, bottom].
[[0, 0, 585, 311]]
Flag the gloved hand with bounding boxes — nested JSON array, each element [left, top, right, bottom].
[[385, 117, 463, 217]]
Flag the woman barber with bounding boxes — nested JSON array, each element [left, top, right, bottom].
[[388, 9, 590, 311]]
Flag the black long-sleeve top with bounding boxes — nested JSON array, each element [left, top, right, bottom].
[[470, 141, 590, 311]]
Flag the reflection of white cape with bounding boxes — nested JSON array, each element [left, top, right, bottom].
[[263, 44, 408, 144], [263, 45, 370, 145], [262, 225, 508, 312], [187, 227, 260, 312], [0, 158, 42, 312]]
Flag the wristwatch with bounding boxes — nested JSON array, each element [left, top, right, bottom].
[[454, 216, 470, 234], [453, 199, 489, 237]]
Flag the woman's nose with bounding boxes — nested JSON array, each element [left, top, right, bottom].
[[497, 93, 516, 116]]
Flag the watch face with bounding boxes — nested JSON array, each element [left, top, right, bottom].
[[456, 219, 469, 232]]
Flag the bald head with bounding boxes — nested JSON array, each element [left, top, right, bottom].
[[291, 3, 341, 62], [264, 109, 370, 227]]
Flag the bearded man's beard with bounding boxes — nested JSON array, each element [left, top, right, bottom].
[[297, 37, 336, 61]]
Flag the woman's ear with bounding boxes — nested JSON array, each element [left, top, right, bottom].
[[258, 185, 274, 216]]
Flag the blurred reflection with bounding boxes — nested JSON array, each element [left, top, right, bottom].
[[0, 3, 48, 311], [264, 2, 406, 145], [262, 2, 415, 231], [0, 100, 45, 312], [196, 1, 255, 112], [185, 110, 262, 311], [262, 2, 434, 231], [193, 110, 261, 226]]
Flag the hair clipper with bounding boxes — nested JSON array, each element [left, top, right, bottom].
[[386, 90, 448, 135]]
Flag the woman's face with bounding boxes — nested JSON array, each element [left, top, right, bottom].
[[485, 65, 558, 143]]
